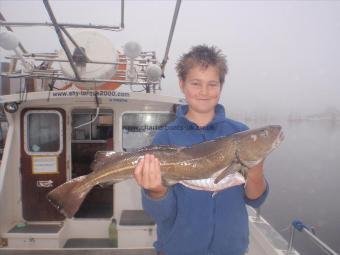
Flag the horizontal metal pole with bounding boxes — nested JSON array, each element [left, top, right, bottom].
[[2, 68, 151, 78], [20, 52, 156, 59], [5, 56, 158, 67], [0, 72, 158, 85], [23, 53, 59, 58], [6, 56, 125, 65], [0, 21, 122, 30]]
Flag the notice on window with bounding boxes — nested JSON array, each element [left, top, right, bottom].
[[32, 156, 58, 174]]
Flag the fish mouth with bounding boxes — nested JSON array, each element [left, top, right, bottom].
[[278, 129, 285, 142], [272, 129, 284, 150]]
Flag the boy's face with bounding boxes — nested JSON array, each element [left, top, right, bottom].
[[180, 65, 222, 115]]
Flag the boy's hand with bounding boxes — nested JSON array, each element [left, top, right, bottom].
[[134, 154, 168, 199]]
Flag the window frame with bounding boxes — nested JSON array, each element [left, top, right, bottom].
[[121, 111, 175, 151], [24, 110, 63, 156], [71, 109, 114, 143]]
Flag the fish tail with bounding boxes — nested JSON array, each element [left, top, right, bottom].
[[46, 175, 92, 218]]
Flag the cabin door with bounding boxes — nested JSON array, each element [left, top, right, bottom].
[[71, 109, 114, 218], [20, 108, 66, 221]]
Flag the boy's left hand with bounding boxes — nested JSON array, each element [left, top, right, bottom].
[[244, 161, 266, 200]]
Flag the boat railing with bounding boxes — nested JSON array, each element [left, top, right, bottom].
[[286, 219, 339, 255]]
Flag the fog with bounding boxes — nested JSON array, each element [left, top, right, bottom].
[[1, 0, 340, 119], [1, 2, 340, 253]]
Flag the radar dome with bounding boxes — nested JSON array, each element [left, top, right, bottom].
[[146, 64, 162, 82], [59, 30, 117, 88], [0, 31, 19, 50]]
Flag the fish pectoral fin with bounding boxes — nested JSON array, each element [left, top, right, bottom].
[[214, 163, 242, 184], [238, 166, 249, 179]]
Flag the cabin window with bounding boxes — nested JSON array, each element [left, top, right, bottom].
[[72, 110, 113, 141], [122, 112, 175, 152], [71, 109, 114, 175], [24, 111, 62, 154]]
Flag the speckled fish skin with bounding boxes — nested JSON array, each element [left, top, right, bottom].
[[47, 125, 284, 218]]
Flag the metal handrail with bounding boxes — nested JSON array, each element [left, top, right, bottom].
[[0, 0, 125, 31], [286, 219, 338, 255]]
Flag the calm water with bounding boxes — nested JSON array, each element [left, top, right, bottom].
[[248, 120, 340, 254]]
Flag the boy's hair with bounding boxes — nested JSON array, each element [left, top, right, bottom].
[[175, 45, 228, 85]]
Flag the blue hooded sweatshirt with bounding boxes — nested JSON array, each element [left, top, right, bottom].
[[142, 104, 269, 255]]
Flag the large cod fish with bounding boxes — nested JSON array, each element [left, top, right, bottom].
[[47, 125, 284, 218]]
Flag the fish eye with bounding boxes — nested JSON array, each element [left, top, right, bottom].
[[250, 134, 258, 142]]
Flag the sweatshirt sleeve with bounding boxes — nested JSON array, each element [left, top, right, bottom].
[[142, 187, 177, 223], [244, 179, 269, 208], [141, 129, 178, 223]]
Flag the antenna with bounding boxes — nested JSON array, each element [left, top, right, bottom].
[[124, 41, 142, 82]]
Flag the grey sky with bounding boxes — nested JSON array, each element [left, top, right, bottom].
[[1, 0, 340, 118]]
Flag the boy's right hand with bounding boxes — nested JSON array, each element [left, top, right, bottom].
[[134, 154, 168, 199]]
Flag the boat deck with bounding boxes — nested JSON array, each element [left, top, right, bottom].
[[0, 237, 285, 255], [0, 208, 295, 255], [0, 248, 156, 255]]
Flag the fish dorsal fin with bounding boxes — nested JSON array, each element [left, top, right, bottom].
[[133, 144, 180, 153], [94, 151, 125, 161], [91, 151, 125, 172]]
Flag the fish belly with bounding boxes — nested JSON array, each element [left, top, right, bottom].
[[180, 172, 245, 192]]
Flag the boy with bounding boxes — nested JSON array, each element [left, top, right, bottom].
[[134, 45, 268, 255]]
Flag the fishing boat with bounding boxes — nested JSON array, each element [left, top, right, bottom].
[[0, 1, 323, 254]]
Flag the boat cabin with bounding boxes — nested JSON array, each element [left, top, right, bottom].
[[0, 89, 180, 250]]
